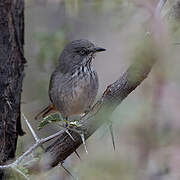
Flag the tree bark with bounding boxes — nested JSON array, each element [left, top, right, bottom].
[[0, 0, 25, 178]]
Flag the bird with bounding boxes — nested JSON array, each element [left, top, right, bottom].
[[35, 39, 107, 153], [35, 39, 105, 119], [48, 40, 105, 120]]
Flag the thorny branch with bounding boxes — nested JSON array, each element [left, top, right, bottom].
[[31, 0, 169, 170], [0, 114, 64, 179], [0, 0, 170, 178]]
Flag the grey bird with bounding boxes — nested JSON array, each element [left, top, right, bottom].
[[35, 39, 107, 153], [35, 40, 117, 151], [48, 39, 105, 119], [35, 39, 105, 119]]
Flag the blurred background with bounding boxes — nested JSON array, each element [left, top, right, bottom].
[[16, 0, 180, 179]]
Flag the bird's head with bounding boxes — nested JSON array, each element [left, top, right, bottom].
[[58, 39, 106, 73]]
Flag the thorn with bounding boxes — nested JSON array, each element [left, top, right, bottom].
[[109, 123, 115, 151], [22, 113, 39, 142], [65, 129, 75, 141], [60, 162, 78, 180], [80, 133, 88, 154], [63, 126, 82, 160], [74, 150, 81, 161], [64, 129, 81, 160], [63, 123, 88, 155]]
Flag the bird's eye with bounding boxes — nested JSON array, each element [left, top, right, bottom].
[[79, 49, 86, 55]]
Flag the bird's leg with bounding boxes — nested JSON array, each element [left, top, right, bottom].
[[108, 121, 115, 150]]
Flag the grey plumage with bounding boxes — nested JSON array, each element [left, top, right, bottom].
[[49, 39, 105, 118], [35, 39, 117, 154]]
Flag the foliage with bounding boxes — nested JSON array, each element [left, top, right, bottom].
[[38, 113, 61, 130]]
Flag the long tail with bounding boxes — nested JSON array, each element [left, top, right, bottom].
[[35, 104, 57, 120]]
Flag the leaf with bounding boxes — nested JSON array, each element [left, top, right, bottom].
[[38, 113, 62, 130]]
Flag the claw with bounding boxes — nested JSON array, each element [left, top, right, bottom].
[[109, 123, 115, 150]]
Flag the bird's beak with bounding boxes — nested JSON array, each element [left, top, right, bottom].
[[91, 47, 106, 53]]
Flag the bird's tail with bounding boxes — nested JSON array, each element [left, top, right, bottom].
[[35, 104, 57, 120]]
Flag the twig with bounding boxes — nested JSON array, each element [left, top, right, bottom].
[[13, 129, 64, 166], [0, 115, 64, 178], [22, 113, 45, 151]]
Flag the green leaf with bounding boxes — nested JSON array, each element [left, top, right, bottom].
[[38, 113, 62, 130]]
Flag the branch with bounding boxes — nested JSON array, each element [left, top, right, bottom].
[[0, 115, 64, 178], [0, 0, 168, 177], [40, 39, 157, 169], [27, 0, 168, 171], [0, 0, 170, 178]]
